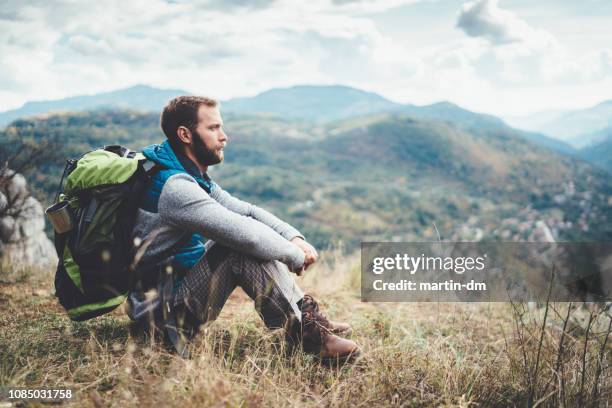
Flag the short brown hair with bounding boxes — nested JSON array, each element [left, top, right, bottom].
[[160, 96, 218, 144]]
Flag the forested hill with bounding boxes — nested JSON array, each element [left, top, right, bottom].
[[2, 110, 610, 248], [578, 130, 612, 173]]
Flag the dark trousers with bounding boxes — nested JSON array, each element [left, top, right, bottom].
[[173, 243, 304, 330]]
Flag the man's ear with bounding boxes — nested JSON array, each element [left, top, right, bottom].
[[176, 126, 192, 145]]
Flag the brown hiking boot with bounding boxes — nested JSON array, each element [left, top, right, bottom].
[[298, 295, 359, 364], [299, 295, 352, 335]]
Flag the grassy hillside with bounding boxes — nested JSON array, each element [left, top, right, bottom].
[[2, 110, 611, 248], [1, 256, 610, 407]]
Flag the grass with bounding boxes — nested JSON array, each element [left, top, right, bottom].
[[0, 251, 610, 407]]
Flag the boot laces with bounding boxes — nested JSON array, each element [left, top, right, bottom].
[[301, 295, 333, 347]]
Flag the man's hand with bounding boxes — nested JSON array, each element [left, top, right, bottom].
[[290, 237, 318, 275]]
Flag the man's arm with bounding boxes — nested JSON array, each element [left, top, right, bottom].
[[209, 183, 304, 241], [209, 183, 320, 273], [158, 173, 305, 271]]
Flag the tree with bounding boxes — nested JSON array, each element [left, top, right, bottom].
[[0, 136, 61, 222]]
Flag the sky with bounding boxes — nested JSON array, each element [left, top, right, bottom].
[[1, 0, 611, 117]]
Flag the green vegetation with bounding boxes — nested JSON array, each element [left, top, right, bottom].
[[2, 109, 611, 249]]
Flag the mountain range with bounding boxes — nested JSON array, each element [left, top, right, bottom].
[[506, 100, 612, 148], [0, 85, 186, 128], [0, 84, 577, 157], [2, 84, 611, 175], [0, 84, 502, 126]]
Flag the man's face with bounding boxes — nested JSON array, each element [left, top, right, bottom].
[[190, 105, 228, 167]]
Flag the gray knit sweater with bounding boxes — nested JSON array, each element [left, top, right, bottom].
[[127, 172, 306, 320]]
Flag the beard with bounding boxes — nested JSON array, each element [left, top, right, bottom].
[[192, 129, 222, 166]]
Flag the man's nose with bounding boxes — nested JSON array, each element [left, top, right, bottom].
[[220, 129, 228, 142]]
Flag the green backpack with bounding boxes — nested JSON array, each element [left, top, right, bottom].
[[50, 145, 157, 321]]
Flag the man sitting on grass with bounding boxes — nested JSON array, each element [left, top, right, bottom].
[[126, 96, 359, 363]]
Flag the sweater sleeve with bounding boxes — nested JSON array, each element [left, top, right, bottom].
[[158, 173, 305, 271], [209, 183, 305, 241]]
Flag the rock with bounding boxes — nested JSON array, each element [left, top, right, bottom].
[[19, 197, 46, 239], [0, 216, 16, 242], [0, 169, 58, 270], [0, 191, 7, 212], [5, 172, 28, 203]]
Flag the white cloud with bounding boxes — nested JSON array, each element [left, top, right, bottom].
[[0, 0, 420, 110], [446, 0, 612, 114], [0, 0, 610, 117], [329, 0, 422, 13], [456, 0, 556, 49]]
